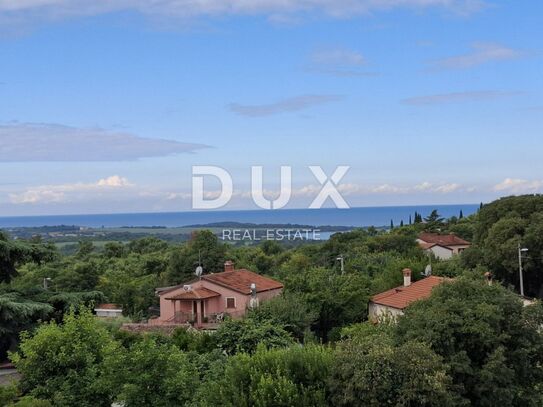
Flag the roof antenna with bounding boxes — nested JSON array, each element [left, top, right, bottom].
[[195, 250, 203, 278]]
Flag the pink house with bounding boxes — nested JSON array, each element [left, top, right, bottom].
[[151, 261, 283, 329]]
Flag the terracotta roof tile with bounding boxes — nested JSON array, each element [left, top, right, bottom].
[[371, 276, 447, 309], [165, 287, 221, 300], [418, 233, 470, 247], [203, 269, 283, 295], [95, 303, 122, 310]]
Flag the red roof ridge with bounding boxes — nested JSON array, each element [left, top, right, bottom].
[[371, 276, 449, 309], [95, 303, 122, 310], [203, 268, 283, 295], [157, 268, 283, 297], [165, 287, 221, 300], [418, 232, 470, 247]]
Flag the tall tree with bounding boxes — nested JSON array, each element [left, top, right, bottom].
[[11, 309, 119, 407], [424, 210, 444, 231], [0, 294, 52, 359], [0, 231, 57, 283], [396, 279, 543, 406], [330, 339, 455, 407], [167, 230, 227, 283]]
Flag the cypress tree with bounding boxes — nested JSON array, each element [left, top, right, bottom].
[[400, 220, 404, 227], [459, 210, 464, 219], [390, 219, 394, 230], [409, 214, 412, 225]]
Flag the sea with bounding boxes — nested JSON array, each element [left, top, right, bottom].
[[0, 204, 479, 229]]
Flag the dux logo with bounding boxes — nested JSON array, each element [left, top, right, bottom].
[[192, 166, 350, 210]]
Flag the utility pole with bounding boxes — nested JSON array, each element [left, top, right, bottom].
[[336, 256, 345, 274], [518, 243, 528, 297]]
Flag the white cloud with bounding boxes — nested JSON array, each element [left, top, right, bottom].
[[228, 94, 343, 117], [0, 0, 488, 30], [414, 181, 433, 191], [0, 123, 208, 162], [401, 90, 522, 105], [289, 181, 466, 197], [9, 190, 65, 204], [493, 178, 543, 194], [96, 175, 132, 188], [432, 42, 525, 69], [434, 183, 461, 193], [307, 47, 378, 77], [9, 175, 134, 204]]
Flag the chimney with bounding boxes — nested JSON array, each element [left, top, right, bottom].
[[403, 268, 412, 287], [224, 260, 234, 272], [484, 271, 493, 286]]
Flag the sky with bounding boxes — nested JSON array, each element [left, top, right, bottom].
[[0, 0, 542, 216]]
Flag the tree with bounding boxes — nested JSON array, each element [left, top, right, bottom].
[[0, 293, 52, 359], [459, 209, 464, 219], [260, 240, 283, 256], [103, 242, 126, 258], [396, 279, 543, 406], [329, 339, 455, 406], [390, 219, 394, 230], [249, 293, 318, 341], [424, 210, 444, 231], [75, 241, 94, 258], [282, 267, 370, 341], [472, 196, 543, 297], [167, 230, 226, 283], [103, 337, 199, 407], [195, 345, 332, 407], [11, 309, 119, 407], [127, 237, 168, 254], [214, 318, 294, 355], [0, 231, 56, 283]]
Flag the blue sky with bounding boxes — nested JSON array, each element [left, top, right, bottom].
[[0, 0, 542, 215]]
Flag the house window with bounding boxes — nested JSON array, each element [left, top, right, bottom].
[[226, 297, 236, 309]]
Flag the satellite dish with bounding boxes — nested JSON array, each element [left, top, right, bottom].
[[195, 266, 203, 277], [424, 264, 432, 277]]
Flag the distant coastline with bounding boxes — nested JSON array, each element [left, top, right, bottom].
[[0, 204, 478, 229]]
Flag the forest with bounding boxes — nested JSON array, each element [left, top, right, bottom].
[[1, 195, 543, 406]]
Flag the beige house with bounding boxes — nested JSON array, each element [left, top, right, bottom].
[[417, 232, 471, 260], [369, 268, 448, 321]]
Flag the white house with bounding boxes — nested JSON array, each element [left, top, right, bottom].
[[94, 303, 123, 318], [417, 232, 471, 260]]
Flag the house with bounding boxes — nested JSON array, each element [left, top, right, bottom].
[[368, 268, 448, 321], [94, 303, 123, 318], [150, 261, 283, 329], [417, 232, 471, 260]]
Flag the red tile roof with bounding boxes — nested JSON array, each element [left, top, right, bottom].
[[419, 242, 453, 251], [418, 232, 470, 247], [165, 287, 221, 301], [95, 303, 122, 310], [202, 269, 283, 295], [371, 276, 447, 310]]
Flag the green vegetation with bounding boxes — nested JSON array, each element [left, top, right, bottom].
[[1, 195, 543, 405]]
